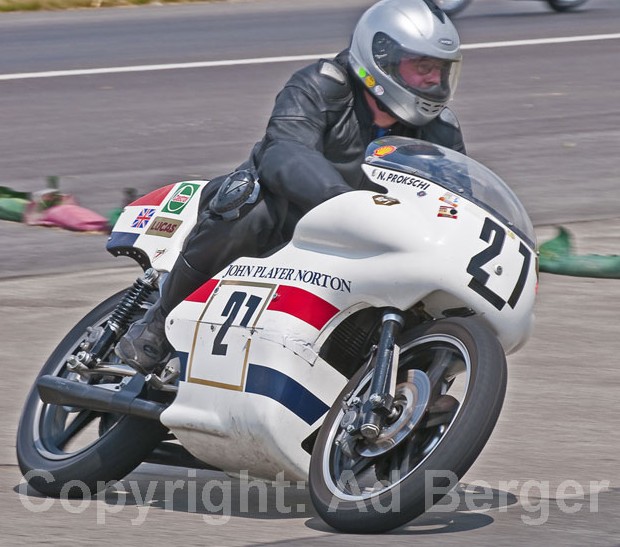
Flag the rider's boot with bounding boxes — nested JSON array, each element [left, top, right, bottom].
[[115, 299, 170, 375], [115, 255, 213, 374]]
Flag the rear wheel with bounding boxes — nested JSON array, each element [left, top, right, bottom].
[[16, 290, 168, 497], [309, 317, 507, 533]]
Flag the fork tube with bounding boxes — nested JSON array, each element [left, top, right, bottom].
[[360, 308, 404, 439]]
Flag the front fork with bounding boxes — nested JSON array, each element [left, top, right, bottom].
[[341, 308, 404, 441]]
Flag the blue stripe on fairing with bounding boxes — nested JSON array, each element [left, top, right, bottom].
[[175, 351, 189, 381], [106, 231, 140, 250], [245, 364, 330, 425]]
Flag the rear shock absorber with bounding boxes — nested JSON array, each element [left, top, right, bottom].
[[79, 269, 161, 367], [107, 268, 160, 334]]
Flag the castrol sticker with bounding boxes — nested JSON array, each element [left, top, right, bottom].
[[161, 182, 201, 215]]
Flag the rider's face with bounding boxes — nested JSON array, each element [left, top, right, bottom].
[[398, 57, 447, 89]]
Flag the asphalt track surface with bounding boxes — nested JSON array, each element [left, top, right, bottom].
[[1, 0, 619, 544]]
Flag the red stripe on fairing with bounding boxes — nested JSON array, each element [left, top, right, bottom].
[[129, 184, 175, 207], [186, 279, 219, 303], [267, 285, 339, 330]]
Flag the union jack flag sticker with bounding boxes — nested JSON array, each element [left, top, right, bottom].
[[131, 208, 156, 229]]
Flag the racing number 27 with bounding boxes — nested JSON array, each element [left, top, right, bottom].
[[466, 218, 531, 311]]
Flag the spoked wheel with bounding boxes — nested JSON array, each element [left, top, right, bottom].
[[309, 317, 507, 533], [17, 290, 168, 497], [546, 0, 589, 11], [433, 0, 473, 16]]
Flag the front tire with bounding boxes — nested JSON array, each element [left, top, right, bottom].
[[309, 317, 507, 533], [16, 290, 168, 497]]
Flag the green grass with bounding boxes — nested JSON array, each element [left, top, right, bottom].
[[0, 0, 219, 12]]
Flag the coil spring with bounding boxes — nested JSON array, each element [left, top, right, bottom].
[[108, 270, 158, 331]]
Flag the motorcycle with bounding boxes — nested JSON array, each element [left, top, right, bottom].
[[16, 136, 537, 533], [435, 0, 589, 16]]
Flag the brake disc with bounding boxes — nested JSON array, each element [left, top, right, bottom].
[[357, 370, 431, 458]]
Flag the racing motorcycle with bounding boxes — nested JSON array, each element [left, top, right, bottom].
[[435, 0, 589, 16], [16, 137, 537, 533]]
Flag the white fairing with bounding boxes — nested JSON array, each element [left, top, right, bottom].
[[111, 139, 537, 482]]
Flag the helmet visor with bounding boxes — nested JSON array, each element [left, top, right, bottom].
[[372, 32, 461, 103]]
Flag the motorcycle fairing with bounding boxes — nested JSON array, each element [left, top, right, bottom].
[[106, 180, 210, 272], [160, 140, 537, 481]]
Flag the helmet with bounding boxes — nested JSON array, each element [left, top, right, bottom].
[[349, 0, 462, 126]]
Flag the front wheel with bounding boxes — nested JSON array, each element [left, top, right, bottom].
[[309, 317, 507, 533], [546, 0, 589, 11], [16, 290, 168, 497]]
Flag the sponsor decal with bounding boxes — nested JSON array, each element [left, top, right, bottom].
[[161, 182, 201, 215], [371, 168, 432, 191], [439, 191, 460, 207], [437, 205, 458, 219], [145, 216, 183, 237], [373, 195, 400, 206], [223, 264, 352, 293], [358, 67, 384, 94], [439, 38, 454, 46], [373, 145, 397, 157], [131, 208, 156, 229], [152, 248, 167, 261], [437, 191, 460, 219], [417, 190, 427, 197]]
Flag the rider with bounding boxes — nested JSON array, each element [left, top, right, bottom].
[[116, 0, 466, 374]]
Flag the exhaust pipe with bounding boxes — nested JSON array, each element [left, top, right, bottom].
[[37, 374, 166, 421]]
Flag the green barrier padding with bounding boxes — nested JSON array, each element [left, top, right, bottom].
[[0, 197, 30, 222], [0, 186, 32, 222], [539, 227, 620, 279]]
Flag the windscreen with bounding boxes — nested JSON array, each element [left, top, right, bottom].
[[365, 137, 536, 249]]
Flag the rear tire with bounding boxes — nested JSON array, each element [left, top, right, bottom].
[[309, 317, 507, 533], [16, 290, 168, 497]]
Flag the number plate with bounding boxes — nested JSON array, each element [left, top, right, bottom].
[[187, 281, 275, 389]]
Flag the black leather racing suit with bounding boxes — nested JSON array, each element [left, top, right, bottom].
[[160, 50, 466, 314]]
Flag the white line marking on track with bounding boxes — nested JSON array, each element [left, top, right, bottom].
[[1, 33, 619, 81]]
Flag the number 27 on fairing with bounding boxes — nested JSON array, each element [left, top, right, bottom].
[[466, 217, 532, 311]]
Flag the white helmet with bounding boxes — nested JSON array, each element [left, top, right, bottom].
[[349, 0, 462, 126]]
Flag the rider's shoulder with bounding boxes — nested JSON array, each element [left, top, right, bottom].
[[436, 106, 462, 130], [289, 58, 352, 103]]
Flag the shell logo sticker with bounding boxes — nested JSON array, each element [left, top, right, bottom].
[[364, 75, 376, 88], [161, 182, 201, 215], [373, 145, 397, 157]]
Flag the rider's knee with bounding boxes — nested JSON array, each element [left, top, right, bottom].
[[209, 169, 261, 221]]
